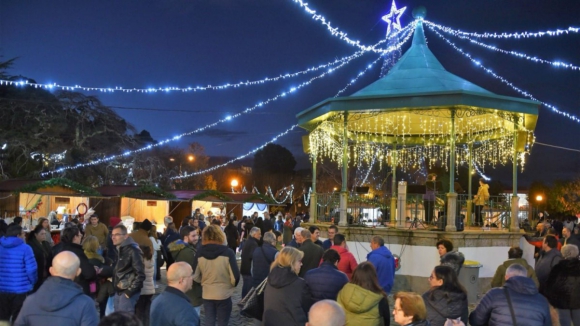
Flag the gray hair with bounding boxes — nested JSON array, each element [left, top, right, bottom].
[[263, 231, 276, 245], [301, 229, 312, 239], [562, 244, 579, 259], [308, 299, 346, 326], [505, 263, 527, 279], [249, 227, 261, 236], [294, 227, 305, 236]]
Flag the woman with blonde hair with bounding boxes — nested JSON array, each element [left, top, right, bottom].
[[263, 246, 311, 326], [193, 224, 240, 326], [337, 261, 390, 326], [393, 292, 429, 326]]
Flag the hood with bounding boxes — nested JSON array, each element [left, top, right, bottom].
[[0, 236, 24, 248], [504, 276, 538, 295], [36, 277, 84, 312], [168, 239, 193, 253], [330, 245, 348, 255], [120, 236, 138, 248], [338, 283, 384, 313], [367, 246, 392, 260], [268, 266, 300, 288], [199, 243, 230, 260], [481, 184, 489, 191], [425, 288, 467, 318]]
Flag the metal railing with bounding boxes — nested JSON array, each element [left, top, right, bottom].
[[312, 192, 529, 229]]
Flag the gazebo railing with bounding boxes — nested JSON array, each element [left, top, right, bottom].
[[313, 192, 527, 229]]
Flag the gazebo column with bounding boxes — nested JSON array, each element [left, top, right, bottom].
[[339, 113, 348, 227], [466, 142, 473, 226], [390, 150, 398, 228], [310, 157, 318, 222], [446, 109, 457, 232], [510, 120, 520, 232]]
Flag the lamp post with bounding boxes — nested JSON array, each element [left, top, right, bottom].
[[231, 179, 239, 193]]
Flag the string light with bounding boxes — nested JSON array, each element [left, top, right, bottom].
[[171, 125, 298, 179], [424, 20, 580, 39], [424, 21, 580, 71], [426, 24, 580, 124], [334, 55, 385, 97], [0, 49, 373, 94], [42, 31, 414, 176], [40, 52, 368, 176], [170, 50, 387, 181], [303, 187, 312, 206], [290, 0, 416, 54]]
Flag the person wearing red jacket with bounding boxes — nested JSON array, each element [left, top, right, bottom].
[[330, 234, 358, 280]]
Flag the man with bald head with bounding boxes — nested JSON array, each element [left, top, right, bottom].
[[150, 262, 200, 326], [307, 300, 346, 326], [14, 251, 99, 326]]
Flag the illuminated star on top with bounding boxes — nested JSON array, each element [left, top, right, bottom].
[[382, 0, 407, 36]]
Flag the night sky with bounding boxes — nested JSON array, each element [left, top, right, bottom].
[[1, 0, 579, 186]]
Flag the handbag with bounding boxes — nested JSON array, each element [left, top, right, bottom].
[[238, 277, 268, 320]]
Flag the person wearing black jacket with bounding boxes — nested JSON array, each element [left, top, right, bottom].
[[111, 224, 145, 313], [263, 247, 311, 326], [251, 231, 278, 288], [224, 218, 239, 253], [27, 225, 52, 292], [52, 226, 96, 296], [298, 229, 324, 278], [240, 227, 261, 298]]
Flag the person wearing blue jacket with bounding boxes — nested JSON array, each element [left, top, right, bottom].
[[304, 249, 349, 302], [150, 262, 199, 326], [0, 225, 37, 322], [14, 251, 99, 326], [366, 235, 395, 294]]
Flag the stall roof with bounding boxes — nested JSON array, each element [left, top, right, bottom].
[[95, 185, 176, 200], [171, 190, 280, 205], [0, 178, 101, 197]]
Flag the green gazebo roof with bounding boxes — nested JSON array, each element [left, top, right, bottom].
[[296, 21, 540, 132]]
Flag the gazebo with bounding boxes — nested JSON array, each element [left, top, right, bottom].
[[296, 9, 539, 231]]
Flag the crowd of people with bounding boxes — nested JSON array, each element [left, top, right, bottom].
[[0, 210, 579, 326]]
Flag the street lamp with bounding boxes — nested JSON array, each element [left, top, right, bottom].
[[188, 155, 194, 162], [536, 195, 543, 202], [231, 179, 239, 193]]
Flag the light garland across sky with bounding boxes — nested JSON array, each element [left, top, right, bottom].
[[290, 0, 416, 54], [171, 125, 299, 179], [42, 29, 415, 176], [1, 48, 372, 94], [426, 24, 580, 124], [424, 20, 579, 39], [167, 50, 388, 181], [41, 50, 368, 176], [424, 21, 580, 71]]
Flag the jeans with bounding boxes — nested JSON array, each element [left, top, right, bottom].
[[558, 309, 580, 326], [242, 274, 253, 299], [113, 292, 140, 313], [203, 298, 232, 326], [194, 306, 201, 318], [0, 292, 27, 322]]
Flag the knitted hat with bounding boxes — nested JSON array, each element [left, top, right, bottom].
[[140, 219, 153, 231]]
